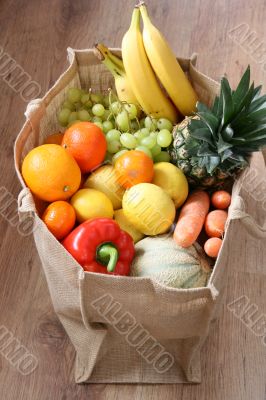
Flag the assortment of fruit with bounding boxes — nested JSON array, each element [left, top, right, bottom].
[[21, 3, 266, 288]]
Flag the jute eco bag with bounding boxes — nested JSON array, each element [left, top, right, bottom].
[[14, 49, 266, 384]]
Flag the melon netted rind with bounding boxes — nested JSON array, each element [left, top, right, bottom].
[[130, 235, 211, 289]]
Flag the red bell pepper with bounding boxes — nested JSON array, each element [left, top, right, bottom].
[[62, 218, 135, 275]]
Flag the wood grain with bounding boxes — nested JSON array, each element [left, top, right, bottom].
[[1, 0, 266, 398]]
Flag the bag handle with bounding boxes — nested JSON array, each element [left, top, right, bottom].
[[18, 188, 36, 215], [229, 195, 266, 239], [24, 98, 46, 135]]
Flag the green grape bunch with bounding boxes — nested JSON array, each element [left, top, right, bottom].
[[57, 87, 174, 164]]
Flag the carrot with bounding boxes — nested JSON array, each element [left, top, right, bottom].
[[205, 210, 227, 238], [173, 190, 210, 248], [204, 237, 222, 258], [211, 190, 231, 210]]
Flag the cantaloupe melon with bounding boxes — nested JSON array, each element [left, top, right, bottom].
[[130, 236, 211, 289]]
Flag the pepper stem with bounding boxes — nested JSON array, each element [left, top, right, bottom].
[[97, 244, 119, 273]]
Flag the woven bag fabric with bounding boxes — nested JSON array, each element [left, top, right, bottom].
[[14, 49, 266, 383]]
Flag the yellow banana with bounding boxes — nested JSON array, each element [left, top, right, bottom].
[[139, 2, 198, 116], [96, 43, 124, 71], [94, 44, 140, 107], [121, 7, 178, 123]]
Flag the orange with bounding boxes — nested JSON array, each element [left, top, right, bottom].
[[44, 132, 64, 145], [22, 144, 81, 202], [42, 201, 76, 240], [62, 122, 107, 173], [114, 150, 154, 188]]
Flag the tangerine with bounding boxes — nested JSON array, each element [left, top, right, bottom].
[[42, 201, 76, 240], [114, 150, 154, 188]]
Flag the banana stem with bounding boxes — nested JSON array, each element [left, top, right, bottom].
[[108, 53, 124, 71], [96, 43, 124, 71], [130, 6, 141, 29], [139, 2, 150, 24], [103, 58, 123, 78], [94, 46, 124, 79], [136, 1, 146, 9]]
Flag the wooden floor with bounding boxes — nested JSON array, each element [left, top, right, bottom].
[[1, 0, 266, 398]]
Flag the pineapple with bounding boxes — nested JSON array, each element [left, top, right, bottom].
[[170, 66, 266, 188]]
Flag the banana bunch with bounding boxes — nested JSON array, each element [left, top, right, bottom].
[[93, 43, 140, 107], [139, 3, 198, 117], [96, 3, 198, 124], [122, 7, 178, 123]]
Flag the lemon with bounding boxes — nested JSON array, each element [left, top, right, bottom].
[[71, 188, 114, 223], [84, 165, 125, 210], [122, 183, 175, 236], [114, 209, 144, 243], [152, 162, 188, 208]]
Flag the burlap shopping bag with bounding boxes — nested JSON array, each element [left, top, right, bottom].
[[14, 49, 266, 383]]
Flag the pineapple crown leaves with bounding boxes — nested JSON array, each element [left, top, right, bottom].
[[186, 66, 266, 174]]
